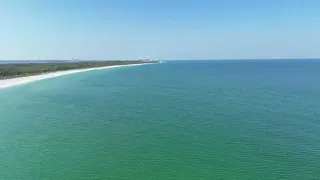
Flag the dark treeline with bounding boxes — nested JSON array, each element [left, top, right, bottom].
[[0, 60, 158, 79]]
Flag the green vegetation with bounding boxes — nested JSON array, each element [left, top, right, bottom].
[[0, 60, 158, 79]]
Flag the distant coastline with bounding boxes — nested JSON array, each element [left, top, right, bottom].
[[0, 60, 159, 89]]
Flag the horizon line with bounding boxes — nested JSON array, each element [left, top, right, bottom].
[[1, 58, 320, 61]]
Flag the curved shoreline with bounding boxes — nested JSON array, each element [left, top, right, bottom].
[[0, 63, 143, 89]]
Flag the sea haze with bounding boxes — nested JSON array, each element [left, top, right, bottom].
[[0, 60, 82, 64], [0, 60, 319, 179]]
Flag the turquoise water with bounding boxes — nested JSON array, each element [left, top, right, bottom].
[[0, 60, 319, 179]]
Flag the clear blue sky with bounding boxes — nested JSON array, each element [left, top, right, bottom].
[[1, 0, 319, 60]]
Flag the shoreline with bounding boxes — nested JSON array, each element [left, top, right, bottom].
[[0, 63, 144, 89]]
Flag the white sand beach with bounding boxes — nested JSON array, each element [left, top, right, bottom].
[[0, 63, 143, 89]]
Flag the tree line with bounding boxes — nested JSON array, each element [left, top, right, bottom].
[[0, 60, 158, 79]]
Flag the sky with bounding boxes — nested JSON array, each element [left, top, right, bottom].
[[0, 0, 319, 60]]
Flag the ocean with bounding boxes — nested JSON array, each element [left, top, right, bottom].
[[0, 60, 319, 179]]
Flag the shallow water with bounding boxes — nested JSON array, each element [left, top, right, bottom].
[[0, 60, 319, 179]]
